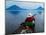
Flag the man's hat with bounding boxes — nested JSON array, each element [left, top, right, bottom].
[[27, 13, 32, 17]]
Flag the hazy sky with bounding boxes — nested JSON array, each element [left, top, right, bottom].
[[6, 1, 44, 9], [6, 0, 44, 2]]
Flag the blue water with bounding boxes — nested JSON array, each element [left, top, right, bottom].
[[5, 9, 44, 33]]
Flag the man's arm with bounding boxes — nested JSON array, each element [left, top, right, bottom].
[[32, 17, 35, 23]]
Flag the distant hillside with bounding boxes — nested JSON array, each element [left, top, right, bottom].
[[6, 5, 27, 14], [35, 6, 44, 10], [6, 5, 27, 10]]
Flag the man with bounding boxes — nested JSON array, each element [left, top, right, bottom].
[[21, 13, 35, 33], [25, 13, 35, 33]]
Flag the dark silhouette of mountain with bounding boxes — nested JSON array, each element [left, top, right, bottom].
[[35, 6, 44, 10], [6, 5, 27, 14], [6, 5, 27, 10]]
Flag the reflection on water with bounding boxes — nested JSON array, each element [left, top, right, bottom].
[[5, 9, 44, 33]]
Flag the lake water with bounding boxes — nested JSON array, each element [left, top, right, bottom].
[[5, 9, 44, 33]]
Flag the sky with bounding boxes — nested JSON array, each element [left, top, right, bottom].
[[6, 0, 44, 2], [6, 1, 44, 9]]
